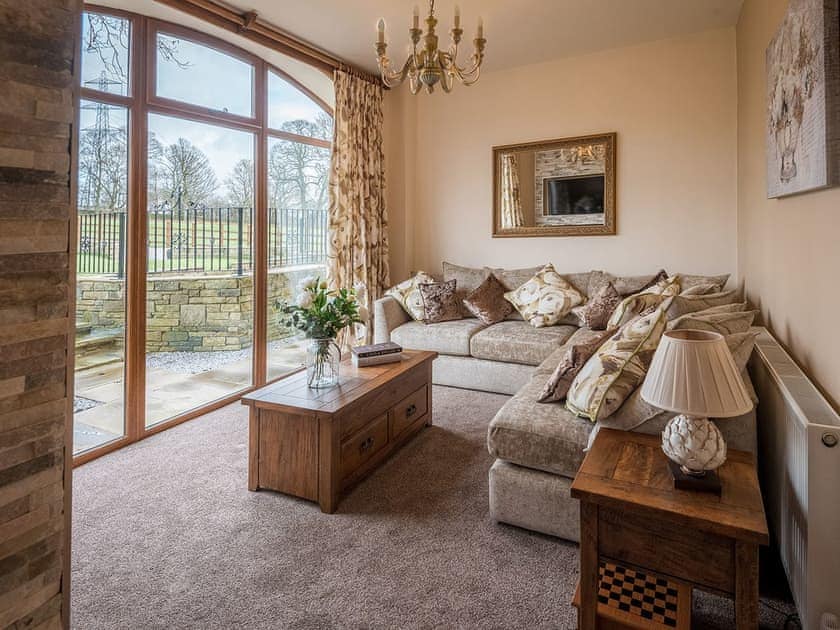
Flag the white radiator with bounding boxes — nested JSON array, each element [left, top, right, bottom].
[[749, 327, 840, 628]]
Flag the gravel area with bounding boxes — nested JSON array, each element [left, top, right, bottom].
[[145, 339, 305, 375], [74, 396, 104, 414]]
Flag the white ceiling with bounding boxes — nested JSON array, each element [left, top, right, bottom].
[[222, 0, 745, 74]]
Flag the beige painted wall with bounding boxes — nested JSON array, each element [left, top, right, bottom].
[[737, 0, 840, 409], [384, 27, 738, 281]]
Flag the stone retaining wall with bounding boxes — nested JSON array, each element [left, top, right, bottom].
[[77, 266, 321, 352]]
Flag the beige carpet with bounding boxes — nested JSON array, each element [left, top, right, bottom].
[[71, 386, 794, 629]]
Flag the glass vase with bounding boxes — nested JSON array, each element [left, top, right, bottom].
[[306, 338, 341, 389]]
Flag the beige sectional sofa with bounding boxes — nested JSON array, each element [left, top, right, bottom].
[[373, 265, 757, 542]]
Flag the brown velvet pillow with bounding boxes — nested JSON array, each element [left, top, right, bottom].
[[462, 274, 513, 325], [418, 280, 462, 324], [537, 329, 615, 403], [574, 283, 621, 330]]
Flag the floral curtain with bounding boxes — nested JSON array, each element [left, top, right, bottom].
[[327, 70, 390, 345], [500, 153, 525, 228]]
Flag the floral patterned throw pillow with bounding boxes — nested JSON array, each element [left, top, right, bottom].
[[606, 275, 680, 329], [566, 305, 669, 422], [503, 263, 585, 328], [385, 271, 436, 321], [418, 280, 462, 324], [572, 282, 621, 330]]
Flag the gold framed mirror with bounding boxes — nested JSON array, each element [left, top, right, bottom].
[[492, 132, 616, 237]]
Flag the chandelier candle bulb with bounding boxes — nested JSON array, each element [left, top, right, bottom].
[[377, 18, 385, 44], [413, 5, 419, 29], [454, 5, 460, 28], [477, 16, 483, 39]]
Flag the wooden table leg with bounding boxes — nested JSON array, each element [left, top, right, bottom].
[[579, 501, 599, 630], [248, 407, 259, 491], [318, 416, 340, 513], [735, 541, 759, 629]]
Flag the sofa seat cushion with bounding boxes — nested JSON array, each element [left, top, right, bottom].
[[470, 321, 577, 366], [487, 377, 594, 477], [391, 318, 487, 356]]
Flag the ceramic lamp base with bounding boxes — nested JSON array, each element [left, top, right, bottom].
[[666, 459, 722, 495]]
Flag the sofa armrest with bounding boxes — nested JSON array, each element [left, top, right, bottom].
[[373, 296, 410, 343]]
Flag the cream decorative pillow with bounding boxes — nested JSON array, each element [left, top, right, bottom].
[[668, 309, 757, 335], [606, 276, 680, 329], [665, 290, 738, 320], [385, 271, 436, 321], [677, 273, 730, 292], [503, 263, 585, 328], [566, 305, 668, 422]]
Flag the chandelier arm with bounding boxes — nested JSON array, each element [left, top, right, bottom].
[[378, 53, 417, 88]]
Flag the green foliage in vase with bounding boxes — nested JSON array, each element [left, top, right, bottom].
[[281, 277, 365, 339]]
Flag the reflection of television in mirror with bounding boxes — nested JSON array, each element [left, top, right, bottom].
[[543, 174, 605, 215]]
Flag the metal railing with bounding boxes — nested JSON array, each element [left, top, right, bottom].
[[77, 207, 328, 277]]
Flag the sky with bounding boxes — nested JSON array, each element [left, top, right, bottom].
[[81, 12, 328, 189]]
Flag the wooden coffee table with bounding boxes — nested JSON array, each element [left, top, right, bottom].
[[241, 350, 436, 513], [571, 428, 769, 630]]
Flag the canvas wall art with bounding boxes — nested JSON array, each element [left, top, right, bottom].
[[766, 0, 840, 198]]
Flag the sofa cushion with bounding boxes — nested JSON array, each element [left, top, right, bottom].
[[418, 280, 462, 323], [463, 273, 513, 325], [567, 305, 669, 422], [470, 321, 577, 366], [503, 263, 585, 328], [391, 318, 487, 356], [488, 376, 595, 477], [442, 261, 491, 316], [384, 271, 436, 321]]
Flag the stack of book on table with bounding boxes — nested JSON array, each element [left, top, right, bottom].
[[351, 342, 403, 367]]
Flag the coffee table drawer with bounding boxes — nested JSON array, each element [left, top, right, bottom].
[[341, 413, 389, 479], [390, 385, 428, 439]]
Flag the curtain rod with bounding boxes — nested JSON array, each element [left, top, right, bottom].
[[153, 0, 382, 85]]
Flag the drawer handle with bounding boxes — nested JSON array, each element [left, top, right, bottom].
[[406, 404, 417, 418], [359, 437, 375, 454]]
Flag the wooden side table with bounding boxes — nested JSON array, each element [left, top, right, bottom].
[[571, 429, 769, 630]]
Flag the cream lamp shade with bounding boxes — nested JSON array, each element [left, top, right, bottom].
[[641, 330, 753, 418]]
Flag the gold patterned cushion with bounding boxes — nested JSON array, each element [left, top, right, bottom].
[[537, 328, 615, 403], [566, 305, 669, 422], [385, 271, 436, 321], [503, 263, 585, 328], [463, 273, 513, 325], [606, 276, 680, 329], [573, 283, 621, 330], [418, 280, 462, 324]]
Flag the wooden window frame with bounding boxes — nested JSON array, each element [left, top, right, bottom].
[[74, 4, 333, 466]]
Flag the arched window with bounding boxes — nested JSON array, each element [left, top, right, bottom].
[[75, 6, 332, 460]]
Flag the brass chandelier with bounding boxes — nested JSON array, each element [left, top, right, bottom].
[[375, 0, 486, 94]]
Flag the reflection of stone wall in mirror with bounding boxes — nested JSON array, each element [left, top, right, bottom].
[[534, 145, 607, 226], [515, 151, 536, 227]]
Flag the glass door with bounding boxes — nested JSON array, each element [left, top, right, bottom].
[[145, 114, 255, 427]]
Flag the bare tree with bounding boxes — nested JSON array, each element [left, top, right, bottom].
[[77, 104, 127, 211], [268, 114, 332, 212], [225, 159, 254, 207], [151, 137, 218, 211]]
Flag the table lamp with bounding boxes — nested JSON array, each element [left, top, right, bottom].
[[641, 329, 754, 494]]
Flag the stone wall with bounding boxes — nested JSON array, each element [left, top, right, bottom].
[[0, 0, 79, 627], [77, 266, 319, 352]]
